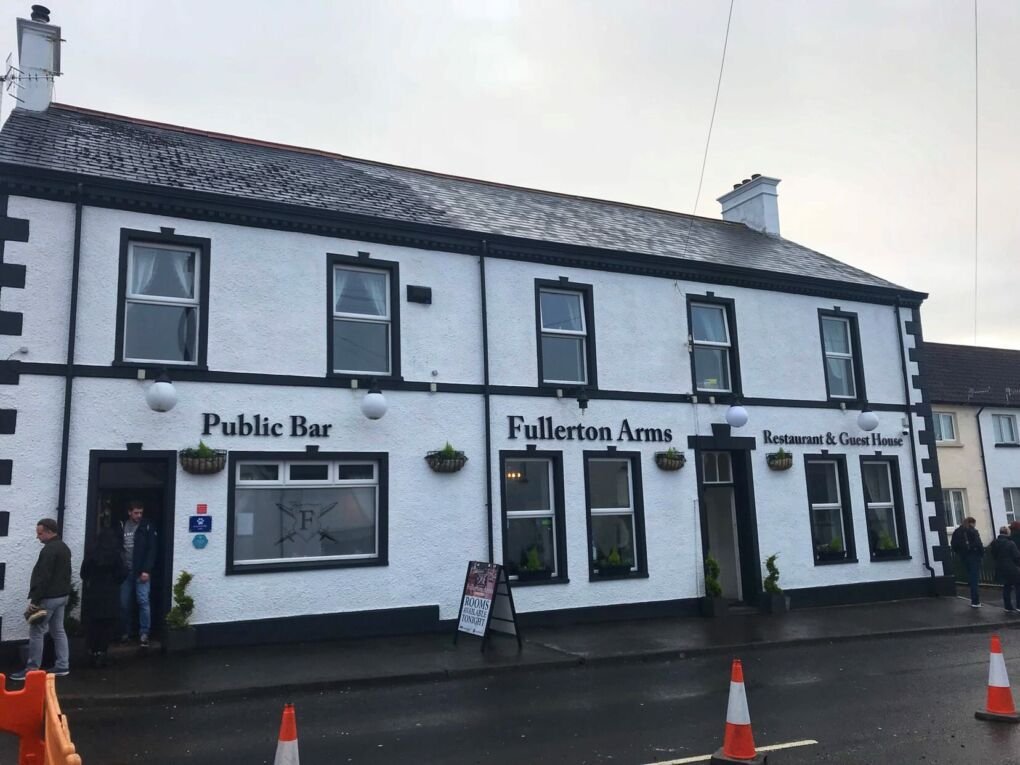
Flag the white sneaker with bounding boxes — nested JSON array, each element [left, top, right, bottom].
[[971, 603, 983, 608]]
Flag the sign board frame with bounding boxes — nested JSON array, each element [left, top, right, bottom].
[[454, 561, 522, 651]]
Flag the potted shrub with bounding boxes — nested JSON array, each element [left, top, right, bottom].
[[766, 448, 793, 471], [425, 442, 468, 473], [654, 447, 686, 471], [815, 537, 846, 562], [762, 553, 789, 614], [164, 571, 197, 652], [179, 441, 226, 475], [594, 546, 633, 578], [515, 545, 553, 581], [872, 531, 900, 559], [700, 555, 728, 617]]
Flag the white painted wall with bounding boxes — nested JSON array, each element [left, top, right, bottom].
[[0, 197, 941, 639], [979, 408, 1020, 531]]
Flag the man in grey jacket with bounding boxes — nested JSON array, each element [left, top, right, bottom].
[[10, 518, 72, 680]]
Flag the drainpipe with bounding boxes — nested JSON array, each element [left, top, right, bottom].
[[56, 184, 84, 533], [975, 407, 996, 532], [895, 298, 937, 586], [479, 240, 494, 563]]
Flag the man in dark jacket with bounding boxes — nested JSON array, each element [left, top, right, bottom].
[[119, 501, 158, 647], [990, 526, 1020, 612], [951, 517, 985, 607], [10, 518, 72, 680]]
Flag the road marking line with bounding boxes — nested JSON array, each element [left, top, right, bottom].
[[646, 739, 819, 764]]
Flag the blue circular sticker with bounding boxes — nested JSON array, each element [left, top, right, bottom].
[[192, 533, 209, 549]]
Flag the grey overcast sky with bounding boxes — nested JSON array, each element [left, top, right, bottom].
[[4, 1, 1018, 348]]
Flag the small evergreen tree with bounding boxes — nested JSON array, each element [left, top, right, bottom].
[[165, 571, 195, 630], [704, 555, 722, 597], [763, 553, 783, 594]]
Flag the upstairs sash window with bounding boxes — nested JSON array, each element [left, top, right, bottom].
[[123, 243, 200, 364], [332, 266, 391, 375], [539, 288, 589, 385], [690, 303, 733, 393]]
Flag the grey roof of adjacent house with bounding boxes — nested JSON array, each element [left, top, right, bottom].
[[0, 104, 914, 294], [921, 343, 1020, 406]]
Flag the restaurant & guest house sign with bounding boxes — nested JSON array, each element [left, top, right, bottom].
[[762, 430, 904, 447]]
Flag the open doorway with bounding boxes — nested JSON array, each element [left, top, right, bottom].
[[85, 451, 176, 641], [699, 450, 761, 605]]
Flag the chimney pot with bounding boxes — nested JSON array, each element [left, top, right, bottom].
[[732, 183, 741, 190], [741, 179, 751, 185], [751, 173, 761, 180], [30, 5, 50, 22]]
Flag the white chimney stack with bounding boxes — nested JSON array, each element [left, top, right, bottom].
[[16, 5, 61, 112], [717, 174, 781, 236]]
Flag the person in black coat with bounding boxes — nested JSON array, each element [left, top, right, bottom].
[[1009, 521, 1020, 551], [951, 517, 985, 606], [990, 526, 1020, 612], [80, 527, 128, 666]]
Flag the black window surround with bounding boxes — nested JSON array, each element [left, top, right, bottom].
[[685, 293, 742, 399], [534, 278, 598, 389], [817, 308, 867, 404], [326, 253, 402, 381], [225, 450, 389, 575], [858, 454, 910, 561], [803, 453, 858, 565], [114, 228, 211, 369], [499, 450, 568, 586], [582, 449, 648, 580]]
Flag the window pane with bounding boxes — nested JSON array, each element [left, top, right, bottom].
[[693, 347, 731, 390], [821, 317, 850, 354], [505, 460, 552, 512], [691, 305, 727, 343], [233, 486, 377, 563], [540, 291, 584, 332], [541, 335, 586, 383], [334, 269, 388, 316], [867, 507, 899, 549], [125, 303, 197, 362], [862, 462, 892, 504], [338, 465, 374, 481], [702, 453, 718, 484], [506, 517, 556, 576], [333, 319, 389, 373], [939, 414, 956, 441], [289, 464, 329, 481], [811, 506, 845, 549], [588, 460, 631, 509], [995, 416, 1017, 443], [825, 357, 856, 397], [131, 245, 195, 299], [806, 462, 839, 505], [717, 453, 732, 483], [591, 514, 636, 569], [239, 464, 279, 481]]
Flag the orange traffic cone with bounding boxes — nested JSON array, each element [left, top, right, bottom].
[[273, 703, 300, 764], [976, 635, 1020, 723], [710, 659, 767, 764]]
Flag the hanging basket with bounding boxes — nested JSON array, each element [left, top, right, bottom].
[[654, 451, 686, 471], [766, 452, 793, 471], [179, 451, 227, 475], [425, 452, 468, 473]]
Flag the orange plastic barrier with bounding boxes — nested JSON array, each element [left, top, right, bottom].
[[0, 671, 81, 764]]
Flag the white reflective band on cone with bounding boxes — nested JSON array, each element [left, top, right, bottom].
[[990, 652, 1011, 689], [274, 741, 299, 765], [726, 681, 751, 725]]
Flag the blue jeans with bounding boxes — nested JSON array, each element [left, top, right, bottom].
[[965, 555, 982, 605], [27, 595, 68, 672], [121, 577, 151, 637]]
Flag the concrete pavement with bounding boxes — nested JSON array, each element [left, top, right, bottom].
[[7, 589, 1018, 704]]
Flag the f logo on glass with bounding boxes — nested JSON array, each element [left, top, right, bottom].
[[275, 501, 340, 545]]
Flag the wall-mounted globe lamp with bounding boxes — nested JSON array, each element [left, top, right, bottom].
[[361, 382, 388, 420], [725, 402, 748, 429], [857, 407, 879, 432], [145, 370, 177, 413]]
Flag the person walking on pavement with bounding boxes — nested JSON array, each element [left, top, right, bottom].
[[1009, 521, 1020, 551], [951, 516, 985, 607], [119, 501, 158, 647], [80, 526, 128, 666], [990, 526, 1020, 612], [10, 518, 72, 680]]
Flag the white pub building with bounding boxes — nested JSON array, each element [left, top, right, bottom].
[[0, 8, 952, 648]]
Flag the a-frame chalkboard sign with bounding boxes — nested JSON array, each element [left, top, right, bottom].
[[453, 561, 523, 651]]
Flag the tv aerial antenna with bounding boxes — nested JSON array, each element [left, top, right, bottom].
[[0, 54, 25, 118]]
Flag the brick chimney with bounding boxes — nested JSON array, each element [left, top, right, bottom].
[[16, 5, 61, 112], [717, 174, 781, 236]]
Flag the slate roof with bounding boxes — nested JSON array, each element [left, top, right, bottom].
[[0, 104, 913, 293], [920, 343, 1020, 406]]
